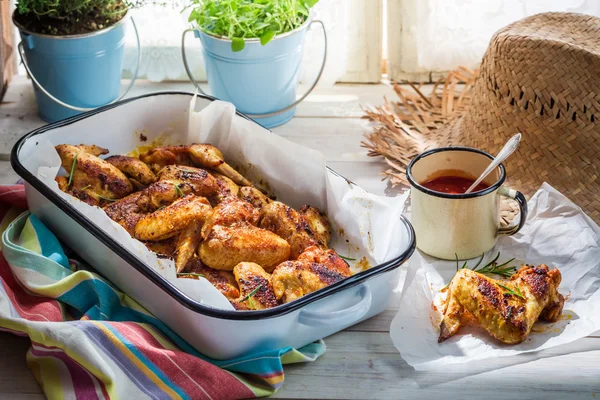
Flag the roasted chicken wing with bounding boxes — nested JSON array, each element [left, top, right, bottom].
[[55, 144, 133, 203], [180, 258, 240, 300], [271, 246, 351, 303], [259, 201, 326, 258], [439, 265, 564, 344], [139, 144, 251, 186], [139, 145, 194, 173], [231, 262, 279, 310], [175, 220, 203, 272], [299, 205, 332, 248], [199, 225, 290, 271], [103, 191, 144, 235], [105, 155, 157, 188], [134, 194, 212, 241], [198, 197, 289, 271], [238, 186, 270, 209]]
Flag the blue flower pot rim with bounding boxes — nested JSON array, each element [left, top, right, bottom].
[[13, 9, 131, 40], [193, 11, 312, 45]]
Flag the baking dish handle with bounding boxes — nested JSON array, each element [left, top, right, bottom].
[[298, 285, 372, 327]]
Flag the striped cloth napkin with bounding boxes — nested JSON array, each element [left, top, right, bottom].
[[0, 185, 325, 399]]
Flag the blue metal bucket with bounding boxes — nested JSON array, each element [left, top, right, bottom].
[[182, 18, 327, 129], [14, 12, 140, 123]]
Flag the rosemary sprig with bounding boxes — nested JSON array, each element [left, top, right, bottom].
[[442, 252, 518, 289], [175, 184, 185, 198], [67, 153, 78, 188], [338, 255, 356, 261], [97, 195, 116, 202], [497, 283, 525, 300], [239, 284, 263, 310], [177, 272, 204, 278]]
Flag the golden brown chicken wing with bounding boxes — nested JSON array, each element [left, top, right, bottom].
[[103, 191, 144, 235], [259, 201, 323, 259], [134, 194, 212, 241], [140, 144, 251, 187], [75, 144, 109, 156], [212, 173, 239, 198], [238, 186, 270, 209], [438, 265, 564, 344], [105, 155, 157, 188], [179, 258, 240, 300], [231, 262, 279, 310], [188, 144, 251, 187], [175, 220, 203, 272], [157, 165, 222, 201], [55, 144, 133, 203], [143, 237, 177, 259], [271, 246, 352, 303], [139, 145, 194, 173], [299, 205, 331, 248], [199, 225, 290, 271], [200, 196, 260, 239]]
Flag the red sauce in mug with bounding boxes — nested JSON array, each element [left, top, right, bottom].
[[421, 176, 488, 194]]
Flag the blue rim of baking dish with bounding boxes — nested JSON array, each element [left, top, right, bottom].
[[10, 91, 416, 321]]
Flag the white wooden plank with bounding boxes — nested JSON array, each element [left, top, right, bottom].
[[339, 0, 383, 83], [274, 332, 600, 399]]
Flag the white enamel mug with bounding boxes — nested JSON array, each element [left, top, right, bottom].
[[407, 147, 527, 260]]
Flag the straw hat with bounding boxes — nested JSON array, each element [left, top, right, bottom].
[[363, 12, 600, 222]]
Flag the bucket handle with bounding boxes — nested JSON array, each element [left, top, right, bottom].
[[181, 20, 327, 118], [17, 17, 141, 113]]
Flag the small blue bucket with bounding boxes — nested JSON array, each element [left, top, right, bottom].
[[182, 17, 326, 128], [14, 12, 140, 123]]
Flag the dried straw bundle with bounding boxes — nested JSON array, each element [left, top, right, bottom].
[[362, 67, 478, 187]]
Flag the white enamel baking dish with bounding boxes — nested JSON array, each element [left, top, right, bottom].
[[11, 92, 415, 360]]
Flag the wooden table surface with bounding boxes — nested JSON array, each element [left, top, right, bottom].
[[1, 76, 599, 399]]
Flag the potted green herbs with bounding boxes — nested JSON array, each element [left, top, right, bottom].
[[182, 0, 327, 128], [13, 0, 145, 122]]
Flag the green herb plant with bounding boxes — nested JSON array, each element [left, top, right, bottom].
[[187, 0, 320, 52], [15, 0, 172, 35]]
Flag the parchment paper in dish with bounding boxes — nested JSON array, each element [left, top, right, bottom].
[[29, 96, 410, 310], [390, 183, 600, 370]]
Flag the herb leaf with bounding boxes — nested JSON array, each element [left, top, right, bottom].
[[97, 195, 116, 202], [239, 284, 263, 310], [68, 153, 78, 188], [177, 272, 204, 278], [338, 254, 356, 261], [497, 283, 525, 300], [443, 252, 518, 290], [188, 0, 320, 51], [175, 184, 185, 198]]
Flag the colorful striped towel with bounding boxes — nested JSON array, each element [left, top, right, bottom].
[[0, 185, 325, 399]]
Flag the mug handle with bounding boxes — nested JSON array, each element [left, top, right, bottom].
[[497, 186, 528, 236]]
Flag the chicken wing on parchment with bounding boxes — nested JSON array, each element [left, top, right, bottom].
[[439, 265, 564, 344]]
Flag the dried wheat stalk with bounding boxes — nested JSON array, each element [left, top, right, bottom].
[[361, 67, 479, 186], [361, 67, 518, 224]]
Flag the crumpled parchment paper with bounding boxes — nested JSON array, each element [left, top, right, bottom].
[[391, 182, 600, 370]]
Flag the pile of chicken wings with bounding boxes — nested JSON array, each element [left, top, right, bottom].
[[55, 143, 353, 310]]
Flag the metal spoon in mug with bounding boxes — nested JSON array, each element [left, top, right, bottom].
[[464, 133, 522, 194]]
